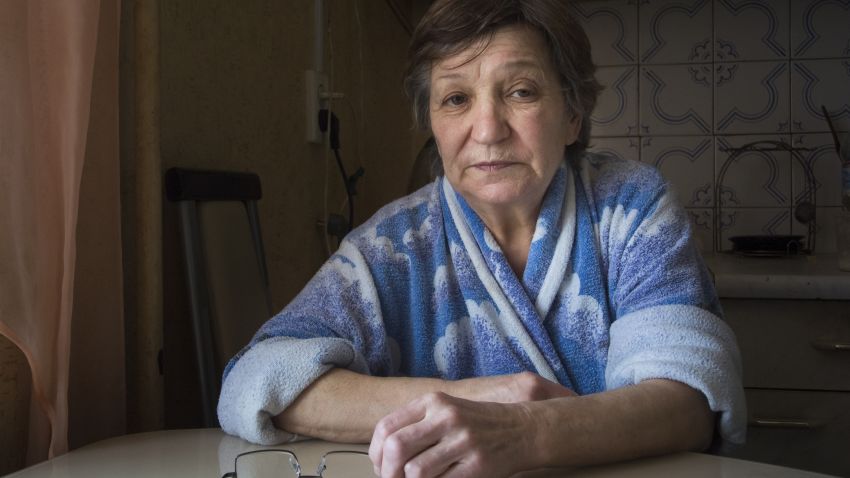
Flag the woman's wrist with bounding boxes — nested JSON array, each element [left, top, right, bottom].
[[514, 400, 556, 471], [450, 374, 517, 402], [441, 375, 490, 401]]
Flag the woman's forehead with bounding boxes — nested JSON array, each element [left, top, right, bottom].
[[431, 26, 551, 77]]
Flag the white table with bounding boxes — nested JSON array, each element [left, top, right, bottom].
[[5, 428, 833, 477]]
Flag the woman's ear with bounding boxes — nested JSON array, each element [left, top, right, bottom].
[[564, 113, 582, 146]]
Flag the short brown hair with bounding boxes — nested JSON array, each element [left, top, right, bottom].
[[404, 0, 602, 158]]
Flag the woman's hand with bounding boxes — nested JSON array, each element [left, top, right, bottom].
[[368, 392, 540, 478], [365, 373, 574, 477], [465, 371, 576, 403]]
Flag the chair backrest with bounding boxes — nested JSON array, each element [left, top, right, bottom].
[[165, 168, 272, 427]]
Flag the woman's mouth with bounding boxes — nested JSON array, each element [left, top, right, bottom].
[[472, 161, 515, 172]]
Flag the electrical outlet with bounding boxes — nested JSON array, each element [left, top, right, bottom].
[[305, 70, 328, 143]]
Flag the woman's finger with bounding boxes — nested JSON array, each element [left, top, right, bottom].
[[369, 404, 421, 475], [398, 426, 470, 478], [379, 417, 447, 478], [369, 392, 443, 476]]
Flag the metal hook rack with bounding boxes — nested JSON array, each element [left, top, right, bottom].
[[713, 140, 818, 254]]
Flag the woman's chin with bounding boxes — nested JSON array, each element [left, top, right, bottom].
[[460, 182, 539, 211]]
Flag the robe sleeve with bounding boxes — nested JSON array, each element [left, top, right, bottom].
[[604, 180, 747, 445], [217, 240, 388, 445]]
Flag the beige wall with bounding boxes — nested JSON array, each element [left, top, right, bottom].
[[157, 0, 423, 309], [119, 0, 429, 427]]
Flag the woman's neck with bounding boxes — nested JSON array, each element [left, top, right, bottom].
[[473, 201, 541, 278]]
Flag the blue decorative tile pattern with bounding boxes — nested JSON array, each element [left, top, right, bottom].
[[640, 0, 712, 63], [640, 65, 713, 135], [592, 67, 639, 136], [585, 0, 850, 251], [715, 62, 790, 134], [791, 0, 850, 59], [641, 136, 715, 206], [791, 134, 845, 207], [587, 137, 641, 163], [686, 208, 714, 253], [791, 60, 850, 132], [571, 1, 638, 66], [715, 0, 788, 61]]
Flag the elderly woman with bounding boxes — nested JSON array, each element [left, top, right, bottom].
[[218, 0, 745, 476]]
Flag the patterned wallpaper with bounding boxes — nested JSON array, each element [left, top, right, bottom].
[[573, 0, 850, 253]]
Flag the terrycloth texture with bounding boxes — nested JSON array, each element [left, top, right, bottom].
[[218, 153, 746, 445]]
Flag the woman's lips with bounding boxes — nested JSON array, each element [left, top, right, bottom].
[[472, 161, 515, 172]]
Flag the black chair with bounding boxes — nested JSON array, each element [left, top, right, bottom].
[[165, 168, 273, 427]]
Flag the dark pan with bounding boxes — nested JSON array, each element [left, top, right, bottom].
[[728, 235, 804, 255]]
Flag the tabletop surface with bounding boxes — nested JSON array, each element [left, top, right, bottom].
[[5, 428, 833, 478]]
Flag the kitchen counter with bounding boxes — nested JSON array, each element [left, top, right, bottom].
[[702, 253, 850, 300], [707, 253, 850, 476]]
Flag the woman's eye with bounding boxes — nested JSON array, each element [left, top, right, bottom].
[[444, 94, 467, 107], [511, 88, 535, 99]]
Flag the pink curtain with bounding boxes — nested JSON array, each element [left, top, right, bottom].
[[0, 0, 103, 458]]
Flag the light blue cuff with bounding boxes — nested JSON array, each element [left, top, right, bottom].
[[217, 336, 370, 445], [607, 305, 747, 444]]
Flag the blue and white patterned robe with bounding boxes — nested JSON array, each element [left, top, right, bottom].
[[218, 153, 746, 446]]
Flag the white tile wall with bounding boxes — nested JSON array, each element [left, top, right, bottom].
[[587, 137, 641, 162], [639, 64, 713, 135], [714, 0, 789, 61], [592, 66, 639, 136], [714, 61, 790, 134], [792, 134, 844, 206], [641, 136, 714, 207], [790, 0, 850, 59], [687, 208, 714, 252], [639, 0, 713, 64], [570, 0, 638, 66], [791, 60, 850, 133], [575, 0, 850, 253]]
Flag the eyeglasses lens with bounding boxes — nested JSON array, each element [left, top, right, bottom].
[[319, 452, 374, 478], [235, 451, 300, 478]]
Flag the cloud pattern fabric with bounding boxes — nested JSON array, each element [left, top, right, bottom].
[[217, 153, 746, 446]]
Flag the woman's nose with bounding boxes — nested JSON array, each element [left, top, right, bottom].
[[471, 98, 510, 145]]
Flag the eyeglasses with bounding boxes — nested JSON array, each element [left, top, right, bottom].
[[222, 449, 372, 478]]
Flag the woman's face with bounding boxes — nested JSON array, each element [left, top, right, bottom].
[[429, 26, 581, 214]]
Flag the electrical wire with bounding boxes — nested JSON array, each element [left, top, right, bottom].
[[322, 9, 335, 257], [321, 0, 367, 254], [354, 0, 366, 173], [341, 98, 361, 168], [333, 148, 354, 232]]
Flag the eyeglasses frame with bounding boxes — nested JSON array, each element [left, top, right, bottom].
[[221, 448, 370, 478]]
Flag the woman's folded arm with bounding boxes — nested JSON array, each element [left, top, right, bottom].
[[273, 369, 577, 443]]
